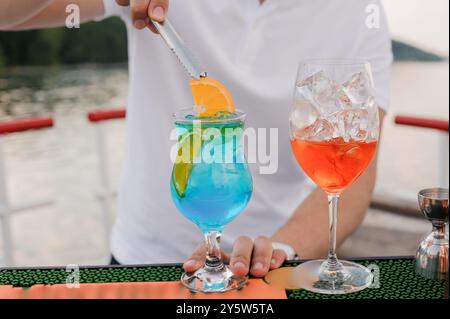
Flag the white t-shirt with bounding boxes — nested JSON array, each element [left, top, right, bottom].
[[99, 0, 392, 264]]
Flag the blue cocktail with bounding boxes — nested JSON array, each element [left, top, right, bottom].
[[170, 109, 253, 292]]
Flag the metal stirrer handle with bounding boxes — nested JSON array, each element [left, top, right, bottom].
[[151, 19, 207, 79]]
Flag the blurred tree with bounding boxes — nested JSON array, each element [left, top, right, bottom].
[[0, 17, 445, 67], [28, 28, 64, 65], [0, 30, 36, 65], [0, 17, 127, 67], [60, 18, 127, 64], [0, 46, 5, 69]]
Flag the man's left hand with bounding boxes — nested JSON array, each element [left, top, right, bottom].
[[183, 236, 287, 278]]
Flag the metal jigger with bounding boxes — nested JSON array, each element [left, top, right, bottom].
[[415, 188, 449, 280]]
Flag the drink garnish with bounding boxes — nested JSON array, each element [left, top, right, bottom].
[[172, 130, 202, 198], [173, 77, 237, 197], [190, 77, 235, 117]]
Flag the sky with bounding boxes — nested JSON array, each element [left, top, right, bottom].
[[382, 0, 449, 55]]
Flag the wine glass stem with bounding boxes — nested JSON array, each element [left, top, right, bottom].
[[326, 194, 341, 270], [204, 231, 225, 270]]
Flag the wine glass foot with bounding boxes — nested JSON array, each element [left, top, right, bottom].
[[181, 265, 248, 293], [291, 259, 373, 294]]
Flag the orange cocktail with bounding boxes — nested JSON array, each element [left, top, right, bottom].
[[283, 60, 380, 294], [291, 137, 377, 193]]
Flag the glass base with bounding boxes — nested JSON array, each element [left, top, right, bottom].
[[181, 265, 248, 293], [291, 259, 373, 294]]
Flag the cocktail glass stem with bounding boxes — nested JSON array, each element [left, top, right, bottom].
[[204, 231, 225, 271], [181, 228, 247, 292], [319, 194, 350, 283]]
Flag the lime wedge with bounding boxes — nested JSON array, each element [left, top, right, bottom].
[[172, 130, 202, 198]]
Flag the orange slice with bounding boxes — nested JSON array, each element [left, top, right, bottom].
[[190, 77, 235, 117]]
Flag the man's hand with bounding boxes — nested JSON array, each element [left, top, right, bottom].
[[115, 0, 169, 33], [183, 236, 287, 278]]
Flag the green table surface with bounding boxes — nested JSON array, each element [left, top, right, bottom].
[[0, 256, 446, 299]]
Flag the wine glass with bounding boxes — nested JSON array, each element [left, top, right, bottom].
[[289, 60, 379, 294], [170, 108, 253, 293]]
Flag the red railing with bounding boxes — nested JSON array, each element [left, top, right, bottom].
[[0, 116, 54, 135], [87, 108, 126, 123], [395, 115, 449, 133]]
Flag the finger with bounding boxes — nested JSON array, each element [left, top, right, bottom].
[[115, 0, 130, 6], [148, 0, 169, 22], [270, 249, 287, 270], [183, 242, 205, 273], [229, 236, 253, 278], [221, 250, 231, 264], [250, 236, 273, 277], [130, 0, 151, 29]]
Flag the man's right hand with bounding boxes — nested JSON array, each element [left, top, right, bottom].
[[115, 0, 169, 33]]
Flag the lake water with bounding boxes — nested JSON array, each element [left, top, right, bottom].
[[0, 62, 448, 266]]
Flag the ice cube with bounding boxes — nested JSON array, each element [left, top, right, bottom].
[[336, 87, 353, 109], [311, 71, 334, 98], [313, 168, 345, 190], [333, 109, 370, 141], [295, 118, 334, 141], [343, 72, 375, 107], [338, 144, 363, 161], [365, 106, 380, 140], [295, 81, 314, 101], [296, 71, 346, 116], [336, 144, 364, 173], [290, 97, 319, 131]]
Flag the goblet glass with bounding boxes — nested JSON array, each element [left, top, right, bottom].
[[170, 109, 253, 293], [289, 60, 379, 294]]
